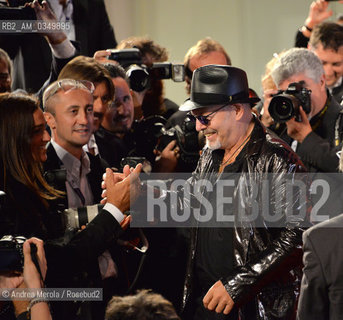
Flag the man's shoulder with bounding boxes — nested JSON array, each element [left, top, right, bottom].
[[332, 82, 343, 105], [304, 214, 343, 242], [44, 142, 62, 171], [254, 120, 306, 171], [328, 93, 343, 114], [87, 152, 108, 171], [95, 127, 122, 145]]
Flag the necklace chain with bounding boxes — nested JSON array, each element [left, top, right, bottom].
[[220, 132, 252, 167]]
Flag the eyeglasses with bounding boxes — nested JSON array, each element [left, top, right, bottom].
[[43, 79, 95, 107], [187, 103, 229, 125]]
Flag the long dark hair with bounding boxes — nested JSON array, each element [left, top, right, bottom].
[[0, 93, 61, 205]]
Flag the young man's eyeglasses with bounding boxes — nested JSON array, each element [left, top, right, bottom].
[[187, 103, 229, 125], [43, 79, 95, 107]]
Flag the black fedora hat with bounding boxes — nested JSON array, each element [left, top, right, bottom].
[[180, 64, 260, 111]]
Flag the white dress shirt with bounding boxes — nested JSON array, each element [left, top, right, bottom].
[[50, 140, 124, 223]]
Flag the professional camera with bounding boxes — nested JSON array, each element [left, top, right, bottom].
[[0, 0, 39, 20], [62, 204, 104, 231], [157, 116, 201, 170], [108, 48, 185, 92], [268, 82, 311, 123], [0, 235, 38, 272], [119, 115, 200, 171], [126, 115, 167, 165]]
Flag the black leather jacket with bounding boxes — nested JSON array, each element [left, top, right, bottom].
[[182, 118, 310, 319]]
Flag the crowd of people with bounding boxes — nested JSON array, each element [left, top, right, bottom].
[[1, 0, 343, 319]]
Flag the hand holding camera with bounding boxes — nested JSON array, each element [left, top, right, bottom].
[[93, 49, 112, 64], [260, 88, 279, 127], [23, 238, 46, 289], [268, 82, 312, 123], [266, 81, 313, 142], [0, 236, 46, 288], [106, 48, 185, 92], [284, 106, 313, 143], [153, 140, 180, 173]]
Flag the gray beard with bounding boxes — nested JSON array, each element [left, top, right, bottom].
[[206, 139, 222, 150]]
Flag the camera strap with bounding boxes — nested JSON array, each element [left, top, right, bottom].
[[311, 103, 329, 131], [335, 110, 343, 147]]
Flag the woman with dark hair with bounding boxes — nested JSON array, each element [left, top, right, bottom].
[[0, 91, 142, 320], [0, 92, 63, 239], [0, 90, 138, 240]]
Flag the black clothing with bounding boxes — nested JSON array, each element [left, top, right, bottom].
[[182, 118, 309, 319], [295, 29, 309, 48], [95, 126, 132, 170], [42, 142, 114, 320], [0, 159, 123, 320], [35, 41, 80, 105], [294, 30, 343, 104], [163, 98, 180, 119], [331, 82, 343, 105], [194, 166, 242, 294], [269, 95, 343, 219], [297, 214, 343, 320], [166, 110, 188, 129], [271, 95, 343, 173], [0, 172, 51, 240], [43, 142, 106, 208], [195, 227, 233, 294], [295, 97, 343, 172], [0, 0, 116, 92]]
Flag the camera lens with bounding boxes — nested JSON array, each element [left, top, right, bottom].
[[268, 95, 295, 123], [126, 65, 150, 92]]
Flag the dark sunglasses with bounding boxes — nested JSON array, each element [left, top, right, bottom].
[[187, 103, 229, 125]]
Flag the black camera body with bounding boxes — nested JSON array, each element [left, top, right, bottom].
[[119, 115, 200, 171], [268, 82, 311, 123], [0, 0, 39, 20], [108, 48, 185, 92], [157, 116, 200, 169], [0, 235, 37, 272]]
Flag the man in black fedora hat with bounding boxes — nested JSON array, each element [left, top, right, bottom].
[[179, 64, 309, 319]]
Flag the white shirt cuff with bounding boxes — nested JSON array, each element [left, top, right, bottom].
[[103, 203, 124, 224], [50, 38, 76, 59]]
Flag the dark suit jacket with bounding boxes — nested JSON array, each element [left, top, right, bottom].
[[0, 0, 117, 92], [0, 152, 123, 319], [43, 143, 123, 320], [297, 214, 343, 320], [44, 142, 106, 207]]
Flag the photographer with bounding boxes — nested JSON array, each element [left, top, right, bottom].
[[163, 38, 232, 173], [0, 91, 142, 320], [308, 22, 343, 104], [116, 36, 179, 120], [90, 61, 179, 172], [295, 0, 336, 48], [261, 48, 343, 173], [261, 47, 343, 219], [94, 62, 140, 169], [294, 1, 343, 104], [0, 237, 52, 320], [0, 0, 78, 93], [0, 0, 116, 93]]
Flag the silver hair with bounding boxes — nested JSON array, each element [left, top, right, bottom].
[[43, 79, 94, 113], [271, 48, 324, 87]]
